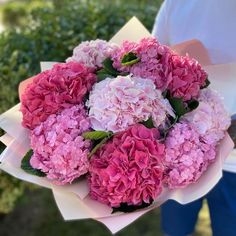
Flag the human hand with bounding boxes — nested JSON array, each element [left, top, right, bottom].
[[171, 39, 212, 66]]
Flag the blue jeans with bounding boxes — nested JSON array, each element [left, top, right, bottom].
[[161, 171, 236, 236]]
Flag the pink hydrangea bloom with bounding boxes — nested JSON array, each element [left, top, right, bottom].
[[21, 62, 96, 129], [88, 124, 165, 207], [30, 105, 91, 185], [112, 37, 173, 91], [167, 55, 207, 101], [112, 37, 207, 100], [164, 122, 216, 189], [66, 39, 118, 69], [86, 75, 175, 132], [182, 88, 231, 144]]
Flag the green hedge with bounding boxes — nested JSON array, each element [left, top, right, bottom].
[[0, 174, 25, 214], [0, 0, 52, 28], [0, 0, 162, 214]]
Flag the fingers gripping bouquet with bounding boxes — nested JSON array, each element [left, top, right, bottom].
[[0, 19, 234, 233]]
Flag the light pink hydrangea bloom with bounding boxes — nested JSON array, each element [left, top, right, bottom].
[[66, 39, 118, 69], [182, 88, 231, 144], [88, 124, 165, 207], [30, 105, 91, 185], [164, 122, 216, 189], [21, 62, 96, 129], [112, 37, 173, 91], [86, 75, 175, 132]]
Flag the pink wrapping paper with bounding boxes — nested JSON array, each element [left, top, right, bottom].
[[0, 17, 234, 234]]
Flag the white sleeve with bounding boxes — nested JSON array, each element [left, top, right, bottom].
[[152, 1, 170, 45]]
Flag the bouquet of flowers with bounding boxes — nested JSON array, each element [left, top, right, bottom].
[[0, 17, 234, 233]]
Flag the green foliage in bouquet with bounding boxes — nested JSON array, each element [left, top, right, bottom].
[[21, 150, 46, 177], [0, 0, 161, 214]]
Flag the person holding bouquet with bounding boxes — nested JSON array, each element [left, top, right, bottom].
[[152, 1, 236, 236]]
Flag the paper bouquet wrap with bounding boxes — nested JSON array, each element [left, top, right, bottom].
[[0, 17, 234, 234]]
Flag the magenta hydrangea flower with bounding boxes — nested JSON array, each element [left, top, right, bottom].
[[182, 88, 231, 144], [88, 124, 165, 207], [112, 37, 173, 91], [164, 122, 216, 189], [21, 62, 97, 129], [66, 39, 118, 69], [30, 105, 91, 185], [167, 55, 207, 101], [86, 75, 175, 132]]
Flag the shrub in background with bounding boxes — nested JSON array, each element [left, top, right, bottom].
[[0, 173, 25, 214], [0, 0, 52, 28]]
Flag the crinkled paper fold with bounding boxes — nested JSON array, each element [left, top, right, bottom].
[[0, 16, 234, 234]]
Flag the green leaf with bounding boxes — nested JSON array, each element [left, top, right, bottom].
[[84, 131, 114, 158], [120, 72, 130, 76], [102, 58, 120, 76], [82, 130, 113, 140], [96, 68, 112, 82], [21, 150, 46, 177], [201, 77, 211, 89], [162, 90, 168, 98], [169, 97, 187, 118], [160, 116, 179, 140], [89, 137, 109, 158], [112, 200, 154, 213], [96, 58, 120, 81], [187, 99, 199, 111], [141, 116, 155, 129], [166, 91, 199, 118], [170, 115, 179, 126], [121, 52, 140, 66]]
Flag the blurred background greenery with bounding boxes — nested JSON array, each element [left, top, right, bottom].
[[0, 0, 211, 235]]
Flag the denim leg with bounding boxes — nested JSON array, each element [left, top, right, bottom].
[[207, 171, 236, 236], [161, 199, 203, 236]]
